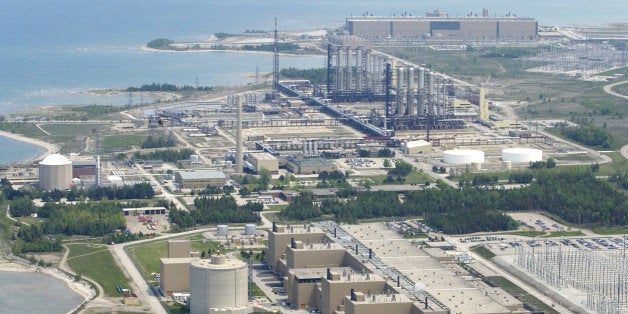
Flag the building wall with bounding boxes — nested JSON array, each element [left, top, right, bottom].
[[343, 297, 414, 314], [285, 273, 321, 310], [189, 261, 248, 314], [39, 164, 72, 191], [174, 173, 226, 189], [159, 259, 194, 295], [266, 230, 327, 272], [168, 240, 191, 258], [320, 278, 387, 314], [286, 248, 347, 269], [249, 153, 279, 173]]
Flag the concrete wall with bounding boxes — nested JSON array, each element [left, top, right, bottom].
[[286, 248, 346, 269], [266, 230, 327, 272], [168, 240, 191, 258], [343, 296, 414, 314], [159, 258, 195, 295], [285, 273, 321, 310], [320, 278, 387, 314]]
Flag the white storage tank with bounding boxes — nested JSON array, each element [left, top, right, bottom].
[[502, 148, 543, 163], [443, 149, 484, 164], [244, 224, 256, 236], [39, 154, 72, 191], [217, 225, 229, 236], [189, 256, 248, 314]]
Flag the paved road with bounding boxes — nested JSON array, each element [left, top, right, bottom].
[[621, 144, 628, 160], [603, 80, 628, 100]]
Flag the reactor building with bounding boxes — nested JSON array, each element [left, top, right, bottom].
[[39, 154, 73, 191], [189, 255, 249, 314]]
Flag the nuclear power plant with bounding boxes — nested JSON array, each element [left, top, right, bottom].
[[39, 154, 73, 191]]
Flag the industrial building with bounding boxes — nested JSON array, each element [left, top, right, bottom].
[[39, 154, 73, 191], [267, 223, 450, 313], [189, 255, 249, 314], [403, 140, 432, 154], [159, 257, 199, 296], [345, 14, 537, 41], [174, 169, 227, 188], [285, 157, 335, 175], [71, 159, 97, 178], [247, 152, 279, 174]]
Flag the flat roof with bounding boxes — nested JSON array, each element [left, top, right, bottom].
[[272, 224, 324, 235], [176, 169, 227, 180], [160, 257, 198, 264], [249, 152, 277, 161], [347, 293, 411, 304], [290, 267, 353, 280], [290, 242, 344, 251]]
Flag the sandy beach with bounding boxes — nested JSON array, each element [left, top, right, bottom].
[[0, 130, 59, 164]]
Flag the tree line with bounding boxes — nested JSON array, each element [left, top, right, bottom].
[[557, 125, 614, 148], [132, 148, 194, 162], [168, 196, 261, 229], [141, 134, 177, 149], [125, 82, 213, 92], [280, 171, 626, 233]]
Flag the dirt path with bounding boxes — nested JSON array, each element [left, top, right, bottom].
[[35, 124, 52, 135], [621, 144, 628, 160], [602, 80, 628, 100]]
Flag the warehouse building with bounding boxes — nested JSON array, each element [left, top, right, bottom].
[[286, 157, 335, 175], [247, 152, 279, 174], [174, 169, 227, 188], [345, 15, 537, 41]]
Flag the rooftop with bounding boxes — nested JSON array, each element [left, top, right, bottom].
[[249, 152, 277, 161], [348, 293, 411, 304], [160, 257, 199, 264], [191, 256, 246, 269], [40, 154, 71, 166], [176, 169, 227, 180]]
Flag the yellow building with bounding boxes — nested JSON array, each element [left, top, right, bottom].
[[248, 152, 279, 174]]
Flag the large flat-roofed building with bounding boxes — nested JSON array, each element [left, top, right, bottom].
[[174, 169, 227, 188], [167, 239, 191, 258], [159, 257, 199, 296], [266, 223, 327, 272], [341, 292, 417, 314], [346, 16, 537, 41], [286, 157, 335, 175], [248, 152, 279, 174], [71, 159, 97, 177]]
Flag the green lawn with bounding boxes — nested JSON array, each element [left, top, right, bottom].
[[65, 243, 130, 297], [470, 245, 496, 260], [545, 230, 585, 237], [127, 236, 227, 278], [497, 230, 547, 237], [484, 276, 559, 314], [102, 131, 150, 151], [591, 226, 628, 235]]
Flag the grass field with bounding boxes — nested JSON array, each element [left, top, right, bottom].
[[591, 226, 628, 235], [65, 243, 130, 297], [483, 276, 559, 314], [102, 131, 150, 151], [127, 236, 227, 278], [498, 230, 547, 237], [545, 230, 585, 237], [470, 245, 496, 260]]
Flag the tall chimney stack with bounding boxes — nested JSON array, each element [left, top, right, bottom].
[[235, 95, 243, 174]]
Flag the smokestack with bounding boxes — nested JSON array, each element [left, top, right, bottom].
[[327, 267, 332, 280], [368, 248, 372, 259], [350, 289, 356, 301], [95, 155, 101, 187], [345, 47, 351, 91], [427, 72, 434, 114], [290, 237, 296, 248], [336, 47, 342, 93], [355, 244, 359, 254], [272, 222, 277, 232], [478, 87, 489, 122], [334, 227, 337, 238], [235, 95, 243, 174], [397, 275, 400, 287]]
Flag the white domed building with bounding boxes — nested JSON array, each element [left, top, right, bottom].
[[501, 148, 543, 163], [443, 149, 485, 164], [39, 154, 72, 191]]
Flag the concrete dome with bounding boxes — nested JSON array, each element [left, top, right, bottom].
[[40, 154, 71, 166], [443, 149, 485, 164], [502, 148, 543, 163]]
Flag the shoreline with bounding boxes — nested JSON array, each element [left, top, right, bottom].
[[0, 258, 95, 307], [0, 130, 59, 165], [140, 45, 324, 57]]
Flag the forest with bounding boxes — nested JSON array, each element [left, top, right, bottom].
[[132, 148, 194, 162], [280, 171, 626, 233], [141, 134, 177, 149], [168, 196, 261, 229], [557, 125, 614, 148]]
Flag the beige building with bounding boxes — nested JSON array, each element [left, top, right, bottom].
[[174, 169, 227, 189], [266, 223, 327, 272], [159, 257, 199, 296], [248, 152, 279, 174], [286, 157, 335, 175], [403, 140, 432, 154], [167, 239, 191, 258]]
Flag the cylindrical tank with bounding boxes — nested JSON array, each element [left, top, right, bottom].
[[406, 67, 415, 115], [396, 67, 404, 114], [443, 150, 485, 164], [189, 257, 248, 314], [39, 154, 72, 191], [217, 225, 229, 237], [502, 148, 543, 163], [244, 224, 256, 236]]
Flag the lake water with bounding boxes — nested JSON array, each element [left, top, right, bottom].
[[0, 271, 84, 313], [0, 135, 46, 166]]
